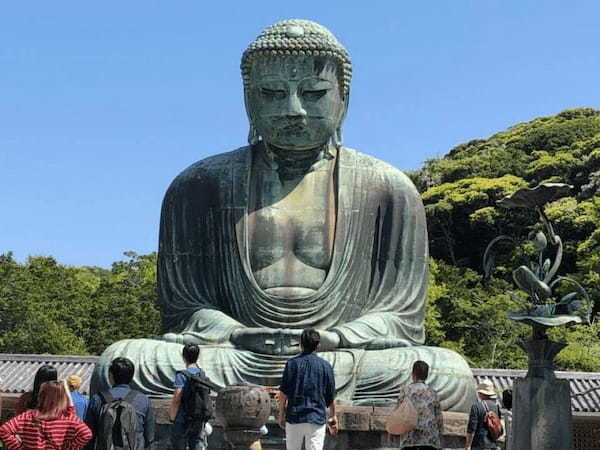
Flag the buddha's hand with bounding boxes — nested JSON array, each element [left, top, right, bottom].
[[230, 328, 303, 355], [230, 328, 341, 354], [317, 330, 341, 351]]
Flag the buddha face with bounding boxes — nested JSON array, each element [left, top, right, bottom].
[[246, 56, 346, 151]]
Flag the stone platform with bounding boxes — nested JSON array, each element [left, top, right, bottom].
[[151, 399, 468, 449]]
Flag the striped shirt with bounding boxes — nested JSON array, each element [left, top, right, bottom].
[[0, 405, 92, 450]]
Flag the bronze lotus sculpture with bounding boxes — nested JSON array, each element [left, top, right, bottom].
[[484, 183, 592, 337]]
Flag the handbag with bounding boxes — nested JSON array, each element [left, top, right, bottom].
[[386, 396, 419, 435]]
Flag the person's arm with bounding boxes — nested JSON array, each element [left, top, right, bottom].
[[465, 432, 474, 450], [0, 412, 26, 450], [277, 391, 287, 429], [168, 389, 183, 422], [327, 402, 338, 436], [169, 371, 186, 422], [324, 364, 338, 435], [71, 418, 93, 448], [278, 362, 292, 429], [143, 397, 156, 450], [63, 379, 74, 407], [465, 403, 478, 450]]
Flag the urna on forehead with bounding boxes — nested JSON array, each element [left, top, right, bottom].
[[241, 19, 352, 94]]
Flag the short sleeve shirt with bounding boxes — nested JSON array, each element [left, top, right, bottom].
[[280, 352, 336, 425], [467, 399, 502, 449], [173, 367, 205, 425]]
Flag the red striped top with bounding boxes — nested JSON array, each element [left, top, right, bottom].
[[0, 406, 92, 450]]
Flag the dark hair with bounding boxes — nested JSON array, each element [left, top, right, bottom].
[[109, 357, 135, 385], [27, 365, 58, 410], [300, 328, 320, 353], [37, 381, 69, 420], [412, 360, 429, 381], [182, 343, 200, 364], [502, 389, 513, 410]]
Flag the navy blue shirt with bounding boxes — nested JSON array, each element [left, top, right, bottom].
[[85, 384, 155, 450], [280, 352, 336, 425]]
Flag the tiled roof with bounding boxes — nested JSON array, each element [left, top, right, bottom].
[[473, 368, 600, 413], [0, 354, 98, 395], [0, 354, 599, 413]]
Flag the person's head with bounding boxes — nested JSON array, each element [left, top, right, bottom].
[[411, 360, 429, 382], [476, 379, 497, 400], [27, 365, 58, 410], [502, 389, 513, 410], [241, 19, 351, 151], [36, 381, 70, 420], [300, 328, 320, 353], [182, 343, 200, 365], [108, 357, 135, 386], [66, 375, 82, 392]]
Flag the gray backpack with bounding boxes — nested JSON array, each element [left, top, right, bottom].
[[94, 390, 141, 450]]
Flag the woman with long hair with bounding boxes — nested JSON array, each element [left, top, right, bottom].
[[0, 380, 92, 449], [15, 365, 58, 414]]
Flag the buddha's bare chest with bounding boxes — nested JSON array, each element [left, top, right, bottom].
[[247, 167, 336, 278]]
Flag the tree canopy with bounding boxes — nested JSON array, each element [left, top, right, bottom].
[[2, 107, 599, 371]]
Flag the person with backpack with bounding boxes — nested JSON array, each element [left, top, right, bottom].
[[465, 380, 503, 450], [392, 361, 443, 450], [169, 343, 214, 450], [85, 357, 155, 450]]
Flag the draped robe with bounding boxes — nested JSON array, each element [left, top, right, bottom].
[[95, 145, 475, 412]]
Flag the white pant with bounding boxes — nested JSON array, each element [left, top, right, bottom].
[[285, 422, 327, 450]]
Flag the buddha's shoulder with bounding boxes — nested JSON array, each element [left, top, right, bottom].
[[342, 147, 417, 192], [169, 146, 250, 187]]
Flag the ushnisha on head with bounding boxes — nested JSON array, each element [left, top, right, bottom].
[[241, 19, 352, 151]]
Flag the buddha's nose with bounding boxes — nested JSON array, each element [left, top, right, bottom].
[[284, 92, 307, 118]]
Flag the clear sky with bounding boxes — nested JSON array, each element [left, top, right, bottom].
[[2, 1, 599, 268]]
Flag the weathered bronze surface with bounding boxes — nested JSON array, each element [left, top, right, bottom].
[[94, 19, 475, 412]]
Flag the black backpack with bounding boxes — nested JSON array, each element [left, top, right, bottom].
[[179, 370, 215, 434], [94, 390, 141, 450]]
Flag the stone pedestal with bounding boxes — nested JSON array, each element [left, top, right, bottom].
[[512, 339, 574, 450], [215, 384, 271, 449]]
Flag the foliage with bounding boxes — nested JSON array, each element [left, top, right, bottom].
[[0, 252, 159, 356]]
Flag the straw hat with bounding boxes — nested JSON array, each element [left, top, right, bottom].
[[477, 379, 497, 398], [66, 375, 82, 389]]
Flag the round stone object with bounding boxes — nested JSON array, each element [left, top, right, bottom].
[[215, 384, 271, 429]]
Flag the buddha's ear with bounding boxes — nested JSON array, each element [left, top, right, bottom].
[[244, 87, 260, 146], [333, 90, 350, 149]]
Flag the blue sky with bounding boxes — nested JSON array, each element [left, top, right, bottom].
[[2, 1, 599, 268]]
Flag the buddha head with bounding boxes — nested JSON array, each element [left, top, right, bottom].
[[241, 19, 352, 152]]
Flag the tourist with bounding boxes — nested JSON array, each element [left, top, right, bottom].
[[500, 390, 512, 450], [85, 357, 155, 449], [0, 379, 92, 449], [169, 343, 212, 450], [15, 364, 58, 414], [278, 328, 337, 450], [66, 375, 89, 420], [465, 380, 502, 450], [396, 361, 443, 450]]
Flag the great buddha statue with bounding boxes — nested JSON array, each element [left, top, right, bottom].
[[94, 19, 476, 412]]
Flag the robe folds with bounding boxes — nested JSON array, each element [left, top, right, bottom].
[[95, 145, 476, 412]]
